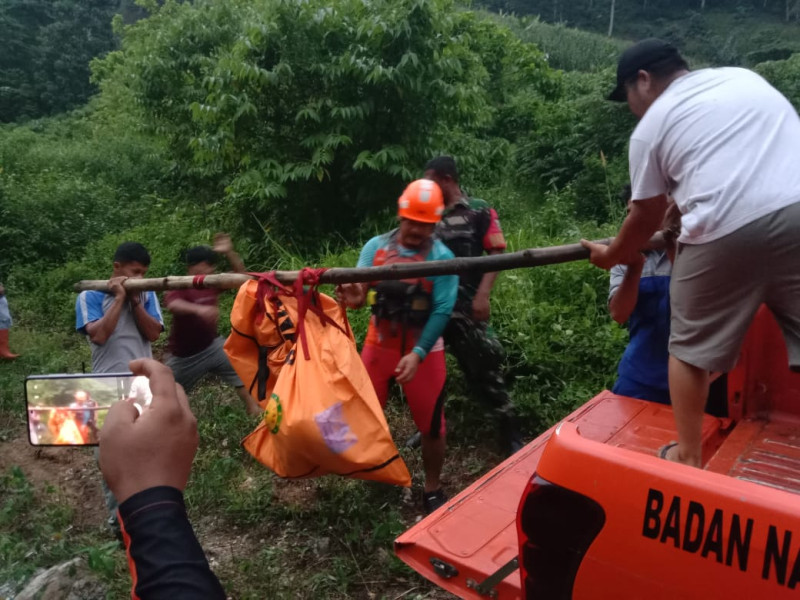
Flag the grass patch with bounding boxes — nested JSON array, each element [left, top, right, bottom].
[[0, 183, 629, 598]]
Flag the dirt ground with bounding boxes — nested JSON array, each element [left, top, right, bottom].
[[0, 434, 107, 530], [1, 430, 490, 599]]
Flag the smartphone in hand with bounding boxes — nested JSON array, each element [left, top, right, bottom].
[[25, 373, 152, 446]]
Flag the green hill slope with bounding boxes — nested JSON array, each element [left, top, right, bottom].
[[478, 0, 800, 66]]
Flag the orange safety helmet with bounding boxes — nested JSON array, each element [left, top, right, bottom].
[[397, 179, 444, 224]]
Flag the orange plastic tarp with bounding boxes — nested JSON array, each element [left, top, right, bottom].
[[224, 271, 411, 487]]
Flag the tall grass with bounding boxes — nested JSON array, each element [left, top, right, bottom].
[[480, 11, 626, 72]]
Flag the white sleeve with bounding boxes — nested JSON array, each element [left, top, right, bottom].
[[629, 137, 668, 201]]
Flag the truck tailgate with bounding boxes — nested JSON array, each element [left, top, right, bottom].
[[394, 392, 728, 599]]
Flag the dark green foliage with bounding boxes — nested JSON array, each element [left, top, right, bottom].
[[755, 52, 800, 110], [486, 11, 626, 72], [479, 0, 800, 26], [513, 71, 635, 221], [0, 114, 167, 277], [92, 0, 558, 250], [477, 0, 800, 67], [0, 0, 121, 122]]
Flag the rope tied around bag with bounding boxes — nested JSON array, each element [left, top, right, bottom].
[[293, 268, 333, 360], [250, 268, 351, 360]]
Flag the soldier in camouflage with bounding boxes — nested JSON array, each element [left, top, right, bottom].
[[424, 156, 524, 456]]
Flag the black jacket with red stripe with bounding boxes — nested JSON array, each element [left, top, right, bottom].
[[119, 486, 226, 599]]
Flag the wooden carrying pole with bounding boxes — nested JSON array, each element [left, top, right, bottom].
[[74, 234, 665, 293]]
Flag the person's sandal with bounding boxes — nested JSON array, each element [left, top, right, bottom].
[[422, 489, 448, 515], [658, 441, 679, 460]]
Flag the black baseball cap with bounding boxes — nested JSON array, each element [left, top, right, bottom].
[[608, 38, 682, 102]]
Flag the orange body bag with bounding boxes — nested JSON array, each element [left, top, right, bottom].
[[224, 270, 411, 487]]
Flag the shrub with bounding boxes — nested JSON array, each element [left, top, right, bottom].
[[0, 114, 166, 275], [92, 0, 558, 250], [755, 52, 800, 111], [513, 70, 635, 221], [490, 13, 626, 73]]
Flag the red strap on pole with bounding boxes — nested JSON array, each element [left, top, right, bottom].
[[293, 268, 328, 360], [252, 268, 350, 359]]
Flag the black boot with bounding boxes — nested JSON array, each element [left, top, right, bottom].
[[498, 413, 525, 457]]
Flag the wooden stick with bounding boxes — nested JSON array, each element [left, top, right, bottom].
[[74, 233, 666, 292]]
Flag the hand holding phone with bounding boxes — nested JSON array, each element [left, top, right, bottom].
[[99, 359, 198, 504]]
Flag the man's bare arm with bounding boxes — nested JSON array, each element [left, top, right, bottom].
[[213, 233, 246, 274], [166, 298, 214, 317], [476, 249, 503, 295], [582, 195, 668, 270], [85, 276, 128, 345], [85, 296, 126, 345], [165, 298, 218, 323], [130, 295, 163, 343], [472, 249, 503, 321]]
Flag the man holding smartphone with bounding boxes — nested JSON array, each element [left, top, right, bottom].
[[100, 359, 226, 598], [75, 241, 164, 538]]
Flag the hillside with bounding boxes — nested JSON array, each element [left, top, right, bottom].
[[478, 0, 800, 66], [1, 0, 800, 597]]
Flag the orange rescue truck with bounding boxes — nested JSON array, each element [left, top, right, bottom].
[[395, 306, 800, 599]]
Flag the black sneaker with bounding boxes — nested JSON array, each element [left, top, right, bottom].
[[507, 434, 525, 456], [405, 431, 422, 449], [422, 489, 448, 515]]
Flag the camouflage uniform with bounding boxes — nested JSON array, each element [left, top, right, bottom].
[[436, 196, 523, 454]]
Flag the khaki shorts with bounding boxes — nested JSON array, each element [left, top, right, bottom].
[[669, 201, 800, 373]]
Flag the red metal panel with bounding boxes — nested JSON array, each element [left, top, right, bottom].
[[735, 306, 800, 418], [394, 394, 725, 599]]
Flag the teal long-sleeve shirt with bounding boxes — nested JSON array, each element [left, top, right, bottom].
[[357, 232, 457, 360]]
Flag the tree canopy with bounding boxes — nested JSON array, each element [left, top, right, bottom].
[[0, 0, 132, 122], [92, 0, 560, 247]]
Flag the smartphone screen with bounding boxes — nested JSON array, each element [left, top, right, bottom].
[[25, 373, 153, 446]]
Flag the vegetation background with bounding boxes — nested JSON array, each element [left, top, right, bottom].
[[1, 0, 799, 597]]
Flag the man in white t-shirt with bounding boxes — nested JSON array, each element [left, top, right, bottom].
[[582, 39, 800, 468]]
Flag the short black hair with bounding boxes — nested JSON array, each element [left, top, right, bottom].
[[424, 155, 459, 183], [114, 242, 151, 266], [184, 245, 218, 266], [625, 55, 689, 88]]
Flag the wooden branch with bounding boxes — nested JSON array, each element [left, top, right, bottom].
[[74, 233, 666, 292]]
